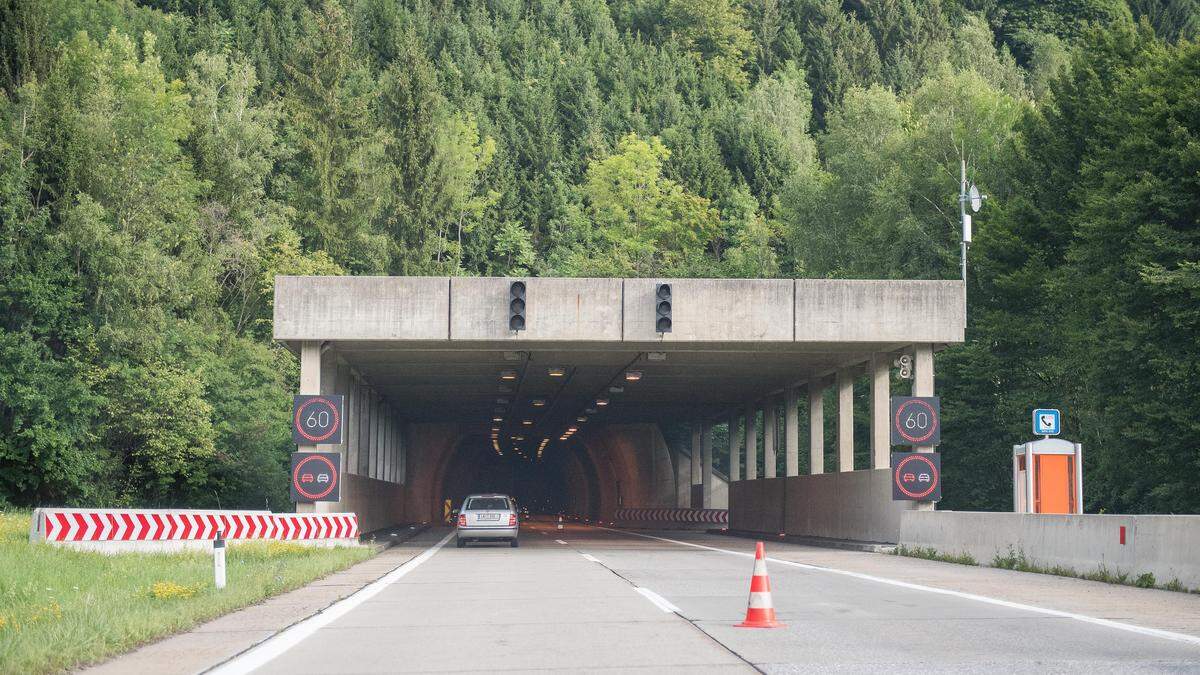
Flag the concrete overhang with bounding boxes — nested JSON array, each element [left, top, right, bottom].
[[274, 276, 964, 433]]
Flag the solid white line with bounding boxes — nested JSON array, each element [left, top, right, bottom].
[[634, 586, 682, 613], [555, 539, 567, 545], [598, 526, 1200, 648], [206, 531, 456, 674], [580, 553, 601, 563]]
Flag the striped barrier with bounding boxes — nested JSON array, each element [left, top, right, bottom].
[[30, 508, 358, 550], [614, 508, 728, 526]]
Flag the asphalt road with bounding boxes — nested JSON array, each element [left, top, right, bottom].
[[230, 519, 1200, 674]]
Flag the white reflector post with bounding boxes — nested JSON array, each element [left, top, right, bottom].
[[214, 530, 226, 590]]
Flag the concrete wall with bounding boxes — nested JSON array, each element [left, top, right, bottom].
[[276, 276, 966, 344], [901, 512, 1200, 590], [342, 474, 406, 535], [730, 469, 915, 542]]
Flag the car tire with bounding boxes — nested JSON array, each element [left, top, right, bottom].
[[456, 537, 465, 548], [510, 538, 519, 548]]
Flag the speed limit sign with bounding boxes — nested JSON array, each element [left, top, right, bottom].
[[292, 395, 344, 445], [890, 396, 941, 446]]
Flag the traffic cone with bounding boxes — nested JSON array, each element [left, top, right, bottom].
[[557, 515, 564, 530], [736, 542, 783, 628]]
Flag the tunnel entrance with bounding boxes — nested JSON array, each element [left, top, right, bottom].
[[440, 434, 600, 518]]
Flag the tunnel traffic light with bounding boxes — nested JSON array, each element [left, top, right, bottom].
[[655, 283, 672, 333], [509, 281, 526, 332]]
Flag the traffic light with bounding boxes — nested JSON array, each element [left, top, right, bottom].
[[655, 283, 672, 333], [509, 280, 526, 332]]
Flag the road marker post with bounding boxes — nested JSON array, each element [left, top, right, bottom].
[[736, 542, 782, 628], [214, 530, 226, 589], [557, 515, 563, 530]]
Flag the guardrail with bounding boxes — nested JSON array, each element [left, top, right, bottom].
[[30, 508, 359, 552]]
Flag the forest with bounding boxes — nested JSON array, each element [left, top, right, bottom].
[[0, 0, 1197, 514]]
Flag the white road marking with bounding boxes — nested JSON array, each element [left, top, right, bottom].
[[206, 531, 456, 674], [555, 539, 567, 545], [580, 553, 601, 563], [599, 527, 1200, 648], [634, 586, 682, 613]]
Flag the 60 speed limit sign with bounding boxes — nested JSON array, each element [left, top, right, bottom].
[[292, 395, 344, 445], [890, 396, 941, 446]]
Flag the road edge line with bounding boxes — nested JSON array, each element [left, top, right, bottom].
[[205, 530, 456, 674], [634, 586, 682, 613], [597, 526, 1200, 648]]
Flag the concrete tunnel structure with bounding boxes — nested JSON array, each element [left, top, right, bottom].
[[275, 276, 965, 541]]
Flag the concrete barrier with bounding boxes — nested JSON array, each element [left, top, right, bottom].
[[730, 470, 914, 542], [900, 511, 1200, 590], [30, 507, 360, 554]]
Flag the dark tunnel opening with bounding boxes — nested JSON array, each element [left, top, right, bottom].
[[440, 434, 600, 519]]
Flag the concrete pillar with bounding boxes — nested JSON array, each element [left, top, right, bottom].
[[297, 341, 329, 514], [701, 422, 713, 507], [785, 388, 799, 477], [744, 405, 758, 480], [870, 355, 890, 470], [690, 422, 702, 507], [808, 382, 824, 474], [763, 400, 777, 478], [913, 343, 936, 511], [728, 414, 741, 482], [837, 369, 854, 472]]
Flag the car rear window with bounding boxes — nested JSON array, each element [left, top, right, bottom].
[[465, 497, 509, 511]]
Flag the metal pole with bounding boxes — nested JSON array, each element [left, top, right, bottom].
[[960, 156, 968, 283]]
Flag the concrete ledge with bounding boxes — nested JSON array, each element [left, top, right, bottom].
[[900, 511, 1200, 590], [710, 528, 896, 553]]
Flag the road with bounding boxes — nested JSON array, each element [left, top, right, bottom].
[[216, 519, 1200, 674]]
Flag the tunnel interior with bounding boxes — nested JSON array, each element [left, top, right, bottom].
[[326, 342, 901, 522]]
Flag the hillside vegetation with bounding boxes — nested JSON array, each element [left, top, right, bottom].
[[1, 0, 1197, 514]]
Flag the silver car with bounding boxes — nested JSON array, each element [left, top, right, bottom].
[[455, 494, 519, 548]]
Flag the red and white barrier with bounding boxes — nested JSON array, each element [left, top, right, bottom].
[[30, 508, 359, 552], [614, 508, 728, 525]]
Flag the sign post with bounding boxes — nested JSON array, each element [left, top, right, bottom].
[[291, 452, 342, 503]]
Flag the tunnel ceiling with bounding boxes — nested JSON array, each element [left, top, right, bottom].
[[330, 340, 907, 442]]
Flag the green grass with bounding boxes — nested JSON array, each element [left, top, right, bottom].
[[0, 510, 374, 674], [895, 544, 978, 566], [990, 546, 1196, 593]]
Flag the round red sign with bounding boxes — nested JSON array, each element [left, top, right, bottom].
[[292, 454, 338, 501], [893, 398, 939, 444], [893, 454, 940, 500], [293, 397, 342, 443]]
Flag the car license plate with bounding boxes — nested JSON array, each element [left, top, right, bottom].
[[479, 514, 499, 521]]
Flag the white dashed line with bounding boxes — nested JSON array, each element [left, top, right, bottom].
[[555, 539, 567, 545], [580, 553, 600, 563], [634, 587, 681, 613]]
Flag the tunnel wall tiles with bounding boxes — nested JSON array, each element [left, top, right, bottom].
[[901, 512, 1200, 589]]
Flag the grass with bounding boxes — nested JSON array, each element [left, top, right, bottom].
[[0, 510, 375, 675], [990, 546, 1196, 593], [895, 544, 978, 566]]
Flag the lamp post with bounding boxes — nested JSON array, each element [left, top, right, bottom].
[[959, 155, 986, 282]]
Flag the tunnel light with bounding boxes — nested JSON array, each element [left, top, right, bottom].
[[547, 367, 566, 377], [493, 416, 503, 422], [568, 427, 578, 433], [624, 370, 643, 382], [532, 398, 547, 407], [585, 407, 598, 414], [559, 436, 568, 441], [522, 420, 534, 426], [595, 398, 609, 407], [576, 416, 587, 423], [500, 370, 518, 380], [608, 386, 624, 394]]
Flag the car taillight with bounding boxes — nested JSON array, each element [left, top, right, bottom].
[[457, 514, 467, 528], [508, 514, 517, 526]]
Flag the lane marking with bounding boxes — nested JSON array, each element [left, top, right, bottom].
[[207, 531, 456, 674], [598, 526, 1200, 648], [555, 539, 567, 545], [635, 586, 682, 613], [580, 553, 601, 563]]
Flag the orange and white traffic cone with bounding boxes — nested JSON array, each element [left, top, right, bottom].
[[736, 542, 783, 628], [557, 515, 564, 530]]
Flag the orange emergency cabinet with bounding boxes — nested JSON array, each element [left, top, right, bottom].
[[1013, 438, 1082, 514]]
